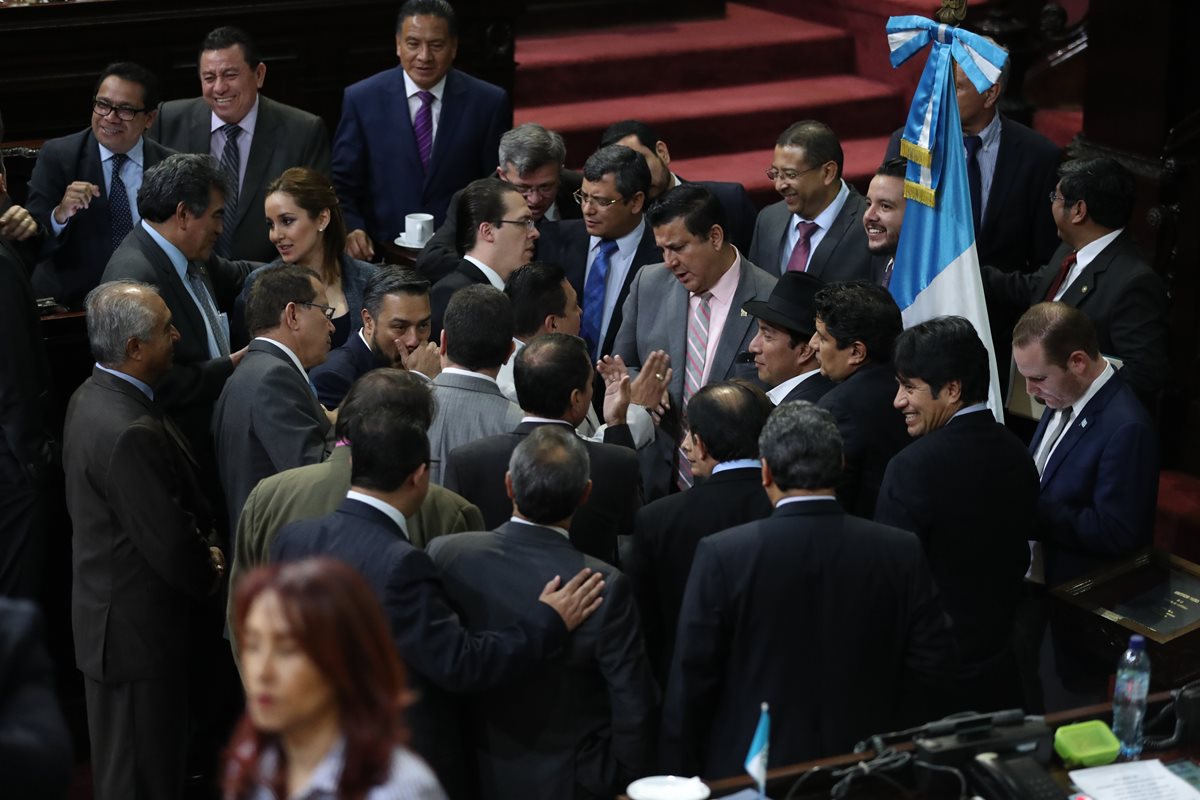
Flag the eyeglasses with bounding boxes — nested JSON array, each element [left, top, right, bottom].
[[298, 301, 335, 320], [765, 164, 823, 182], [573, 189, 622, 208], [496, 217, 536, 231], [1048, 191, 1065, 204], [507, 181, 558, 199], [93, 98, 150, 121]]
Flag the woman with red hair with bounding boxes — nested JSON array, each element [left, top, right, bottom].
[[224, 557, 446, 800]]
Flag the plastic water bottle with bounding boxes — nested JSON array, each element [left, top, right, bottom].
[[1112, 634, 1151, 759]]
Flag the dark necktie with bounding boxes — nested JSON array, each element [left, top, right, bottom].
[[216, 123, 242, 258], [1035, 406, 1073, 475], [785, 221, 819, 272], [964, 134, 983, 235], [1044, 252, 1078, 301], [581, 239, 618, 360], [186, 262, 231, 357], [414, 91, 435, 172], [109, 153, 132, 252]]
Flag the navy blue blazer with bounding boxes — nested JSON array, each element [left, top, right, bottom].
[[331, 67, 510, 245], [1030, 374, 1159, 585], [309, 330, 375, 409]]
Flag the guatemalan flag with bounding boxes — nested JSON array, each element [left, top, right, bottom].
[[744, 702, 770, 797], [886, 17, 1006, 420]]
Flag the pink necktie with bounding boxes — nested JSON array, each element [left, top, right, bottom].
[[786, 221, 820, 272]]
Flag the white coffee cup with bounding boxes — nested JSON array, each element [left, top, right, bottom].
[[626, 776, 711, 800], [404, 213, 434, 246]]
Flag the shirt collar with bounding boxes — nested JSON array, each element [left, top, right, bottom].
[[463, 255, 506, 290], [253, 336, 309, 382], [776, 494, 836, 507], [766, 368, 820, 405], [669, 172, 682, 190], [441, 366, 498, 385], [711, 458, 761, 475], [403, 71, 448, 102], [509, 515, 570, 540], [209, 94, 260, 134], [99, 137, 145, 167], [1075, 228, 1124, 270], [977, 111, 1002, 151], [589, 216, 645, 257], [140, 219, 190, 276], [520, 416, 572, 428], [794, 180, 849, 228], [346, 490, 409, 536], [951, 402, 991, 420], [1072, 361, 1116, 418], [95, 363, 154, 400], [697, 248, 741, 304]]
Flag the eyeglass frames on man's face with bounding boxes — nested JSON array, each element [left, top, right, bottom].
[[496, 217, 537, 231], [765, 164, 823, 182], [1048, 191, 1065, 204], [573, 189, 622, 208], [298, 301, 335, 320], [93, 98, 149, 121]]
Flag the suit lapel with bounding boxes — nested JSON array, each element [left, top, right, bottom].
[[386, 68, 423, 189], [237, 97, 276, 220], [136, 227, 208, 343], [427, 70, 465, 190], [980, 116, 1015, 238], [603, 222, 658, 356], [808, 194, 854, 277], [186, 99, 212, 154], [1058, 234, 1125, 307], [82, 133, 113, 240], [1040, 377, 1119, 485], [709, 261, 755, 382], [666, 275, 689, 401]]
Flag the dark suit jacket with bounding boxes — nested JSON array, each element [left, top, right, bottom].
[[875, 410, 1038, 700], [149, 95, 331, 262], [212, 339, 331, 536], [0, 237, 53, 487], [332, 67, 510, 245], [63, 369, 216, 682], [428, 522, 658, 800], [817, 362, 910, 519], [779, 371, 835, 405], [661, 498, 954, 778], [414, 170, 583, 284], [444, 420, 643, 564], [1031, 374, 1159, 585], [26, 129, 175, 307], [430, 259, 492, 344], [747, 190, 882, 281], [679, 176, 757, 256], [984, 231, 1169, 404], [626, 466, 772, 682], [309, 329, 375, 409]]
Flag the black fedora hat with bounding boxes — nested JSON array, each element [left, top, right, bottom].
[[742, 271, 824, 337]]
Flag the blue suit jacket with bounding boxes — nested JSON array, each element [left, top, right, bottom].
[[331, 67, 510, 245], [309, 330, 376, 409], [1031, 373, 1159, 585]]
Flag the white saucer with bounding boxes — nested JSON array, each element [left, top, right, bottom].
[[393, 233, 430, 249]]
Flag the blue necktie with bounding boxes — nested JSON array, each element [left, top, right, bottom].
[[964, 134, 983, 235], [108, 153, 132, 252], [581, 239, 618, 360]]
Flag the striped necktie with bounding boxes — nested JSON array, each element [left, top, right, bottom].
[[215, 123, 242, 258], [677, 291, 713, 490], [413, 91, 435, 172]]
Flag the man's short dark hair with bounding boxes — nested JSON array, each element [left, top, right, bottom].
[[443, 285, 513, 370], [599, 119, 661, 151], [455, 178, 520, 255], [1058, 157, 1135, 230], [95, 62, 161, 111], [336, 368, 435, 440], [396, 0, 458, 36], [813, 281, 903, 364], [646, 184, 726, 239], [581, 145, 651, 200], [513, 334, 591, 418], [244, 263, 320, 336], [687, 380, 774, 462], [893, 316, 990, 406], [509, 425, 590, 524], [505, 262, 569, 338], [349, 408, 430, 492], [877, 156, 908, 179], [759, 401, 843, 490], [777, 120, 844, 178], [362, 265, 429, 317], [1012, 302, 1101, 365], [138, 153, 231, 223], [200, 26, 261, 66]]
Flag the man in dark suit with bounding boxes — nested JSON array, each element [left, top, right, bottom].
[[429, 178, 539, 340], [984, 157, 1168, 407], [26, 62, 174, 308], [445, 333, 642, 564], [430, 425, 657, 800], [865, 157, 908, 288], [273, 402, 604, 798], [599, 119, 758, 255], [811, 281, 910, 518], [333, 0, 510, 260], [876, 317, 1039, 714], [63, 282, 224, 800], [744, 270, 833, 405], [661, 401, 954, 778], [212, 263, 334, 536], [310, 266, 439, 407], [149, 26, 331, 261], [415, 123, 582, 283], [749, 120, 881, 281], [627, 381, 774, 683]]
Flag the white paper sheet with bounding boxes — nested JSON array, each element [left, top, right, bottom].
[[1069, 760, 1200, 800]]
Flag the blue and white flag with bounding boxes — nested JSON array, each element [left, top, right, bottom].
[[744, 701, 770, 796], [886, 16, 1007, 420]]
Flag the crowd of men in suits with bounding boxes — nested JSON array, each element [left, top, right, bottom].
[[0, 0, 1173, 797]]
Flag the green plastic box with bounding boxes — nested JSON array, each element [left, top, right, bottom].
[[1054, 719, 1121, 767]]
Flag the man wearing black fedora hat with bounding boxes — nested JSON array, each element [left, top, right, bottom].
[[743, 271, 834, 406]]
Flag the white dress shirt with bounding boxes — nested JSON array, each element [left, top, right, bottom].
[[403, 71, 447, 142], [209, 95, 259, 195], [782, 181, 849, 273]]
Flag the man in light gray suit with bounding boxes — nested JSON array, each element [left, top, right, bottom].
[[212, 263, 334, 536], [748, 120, 882, 282], [611, 184, 777, 497], [150, 26, 330, 262], [428, 284, 523, 484]]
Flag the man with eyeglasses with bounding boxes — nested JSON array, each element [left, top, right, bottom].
[[26, 62, 175, 309], [748, 120, 881, 282], [428, 178, 539, 341]]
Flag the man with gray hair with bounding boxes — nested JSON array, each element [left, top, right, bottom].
[[662, 401, 954, 780], [416, 122, 582, 282], [63, 280, 225, 800], [430, 425, 657, 799]]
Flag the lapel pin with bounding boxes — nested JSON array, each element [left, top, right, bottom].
[[740, 309, 748, 317], [1080, 418, 1088, 429], [1081, 285, 1089, 294]]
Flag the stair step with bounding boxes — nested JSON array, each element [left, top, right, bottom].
[[517, 75, 905, 165], [516, 5, 855, 106]]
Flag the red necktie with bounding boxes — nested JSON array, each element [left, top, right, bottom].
[[1044, 252, 1077, 301], [785, 221, 819, 272]]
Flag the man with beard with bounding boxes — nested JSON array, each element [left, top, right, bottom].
[[865, 157, 907, 287], [310, 266, 442, 407]]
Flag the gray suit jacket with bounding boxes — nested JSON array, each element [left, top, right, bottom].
[[150, 95, 331, 262], [212, 339, 331, 536], [427, 371, 523, 485], [748, 190, 883, 282]]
